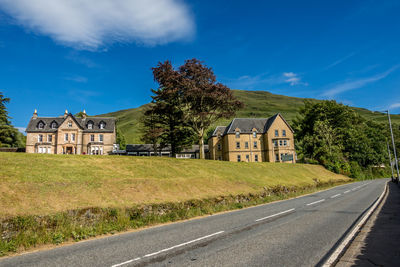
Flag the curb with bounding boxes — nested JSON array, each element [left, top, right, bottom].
[[322, 181, 389, 267]]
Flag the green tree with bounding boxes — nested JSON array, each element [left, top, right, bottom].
[[116, 127, 126, 150], [0, 92, 25, 148]]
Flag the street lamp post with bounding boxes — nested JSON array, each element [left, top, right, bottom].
[[387, 110, 400, 182], [387, 140, 395, 182]]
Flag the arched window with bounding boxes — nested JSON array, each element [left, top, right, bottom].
[[87, 120, 94, 130], [51, 121, 58, 129], [37, 121, 45, 129], [99, 121, 106, 129]]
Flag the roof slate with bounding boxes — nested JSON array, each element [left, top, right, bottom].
[[26, 114, 116, 133]]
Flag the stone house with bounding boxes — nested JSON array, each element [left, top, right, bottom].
[[208, 113, 296, 163], [25, 110, 116, 155]]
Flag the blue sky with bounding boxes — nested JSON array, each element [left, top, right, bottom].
[[1, 0, 400, 131]]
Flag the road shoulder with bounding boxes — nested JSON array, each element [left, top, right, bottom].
[[335, 181, 400, 266]]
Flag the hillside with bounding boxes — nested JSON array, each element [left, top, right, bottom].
[[100, 90, 400, 144]]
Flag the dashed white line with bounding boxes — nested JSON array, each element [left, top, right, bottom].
[[306, 199, 325, 206], [111, 231, 224, 267], [344, 190, 351, 194], [255, 208, 295, 222], [330, 194, 341, 199]]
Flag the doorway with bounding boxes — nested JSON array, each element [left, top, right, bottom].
[[66, 146, 73, 154]]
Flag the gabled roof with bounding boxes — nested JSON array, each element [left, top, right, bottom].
[[26, 113, 116, 133], [209, 113, 294, 139]]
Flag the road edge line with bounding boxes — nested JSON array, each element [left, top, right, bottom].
[[322, 181, 388, 267]]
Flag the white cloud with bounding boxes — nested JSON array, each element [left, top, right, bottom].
[[283, 72, 308, 86], [322, 65, 399, 98], [324, 52, 356, 70], [389, 103, 400, 109], [0, 0, 195, 50]]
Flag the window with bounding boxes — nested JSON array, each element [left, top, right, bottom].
[[246, 155, 250, 161], [38, 122, 44, 129], [235, 132, 240, 138], [273, 140, 278, 147], [245, 142, 249, 149], [236, 142, 240, 149], [282, 130, 286, 137], [283, 140, 287, 146], [253, 141, 258, 148], [87, 121, 94, 129], [47, 147, 51, 154], [71, 133, 76, 142], [90, 134, 95, 142], [38, 134, 43, 142], [280, 153, 284, 160], [217, 143, 221, 150], [100, 122, 105, 129], [237, 155, 241, 162], [51, 122, 57, 129], [253, 131, 257, 138], [275, 129, 279, 137], [279, 140, 283, 146], [255, 154, 259, 162], [47, 135, 52, 142], [275, 154, 279, 162], [64, 133, 68, 141], [68, 121, 72, 128], [99, 134, 104, 142]]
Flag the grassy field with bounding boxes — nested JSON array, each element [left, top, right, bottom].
[[99, 89, 400, 144], [0, 152, 350, 218]]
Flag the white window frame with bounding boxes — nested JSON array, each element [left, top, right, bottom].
[[88, 123, 93, 129], [38, 134, 43, 142], [51, 122, 57, 129], [253, 131, 257, 138], [235, 132, 240, 138], [71, 133, 75, 142], [90, 134, 95, 142], [100, 123, 105, 129], [64, 133, 68, 141], [47, 135, 52, 142], [99, 134, 104, 142], [283, 140, 287, 146], [38, 122, 44, 129], [279, 140, 283, 146]]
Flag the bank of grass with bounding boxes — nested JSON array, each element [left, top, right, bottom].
[[0, 152, 350, 256]]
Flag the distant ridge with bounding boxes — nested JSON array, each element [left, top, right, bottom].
[[99, 89, 400, 144]]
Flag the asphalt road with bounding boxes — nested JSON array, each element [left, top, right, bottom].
[[0, 179, 387, 267]]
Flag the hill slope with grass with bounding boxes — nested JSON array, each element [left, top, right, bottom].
[[0, 152, 349, 218], [99, 90, 400, 144]]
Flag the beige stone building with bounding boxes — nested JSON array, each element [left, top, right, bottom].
[[26, 110, 116, 155], [208, 113, 296, 163]]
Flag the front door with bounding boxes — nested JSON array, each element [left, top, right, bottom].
[[66, 146, 73, 154]]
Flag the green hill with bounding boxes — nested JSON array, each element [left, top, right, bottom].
[[100, 90, 400, 144]]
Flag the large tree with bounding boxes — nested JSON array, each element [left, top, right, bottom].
[[143, 61, 194, 157], [178, 59, 244, 158]]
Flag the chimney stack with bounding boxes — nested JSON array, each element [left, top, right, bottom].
[[33, 109, 38, 119], [82, 109, 87, 119]]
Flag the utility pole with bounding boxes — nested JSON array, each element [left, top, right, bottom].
[[387, 110, 400, 182], [387, 140, 395, 182]]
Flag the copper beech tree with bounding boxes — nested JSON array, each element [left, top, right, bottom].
[[143, 59, 243, 159]]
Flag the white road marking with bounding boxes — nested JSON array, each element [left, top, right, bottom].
[[306, 199, 325, 206], [344, 190, 351, 194], [255, 208, 295, 222], [330, 194, 341, 199], [111, 231, 224, 267], [112, 257, 141, 267]]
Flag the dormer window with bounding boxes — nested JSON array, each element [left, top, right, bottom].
[[99, 121, 106, 129], [38, 122, 44, 129], [87, 121, 94, 130], [253, 131, 257, 138], [51, 122, 57, 129], [235, 132, 240, 138]]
